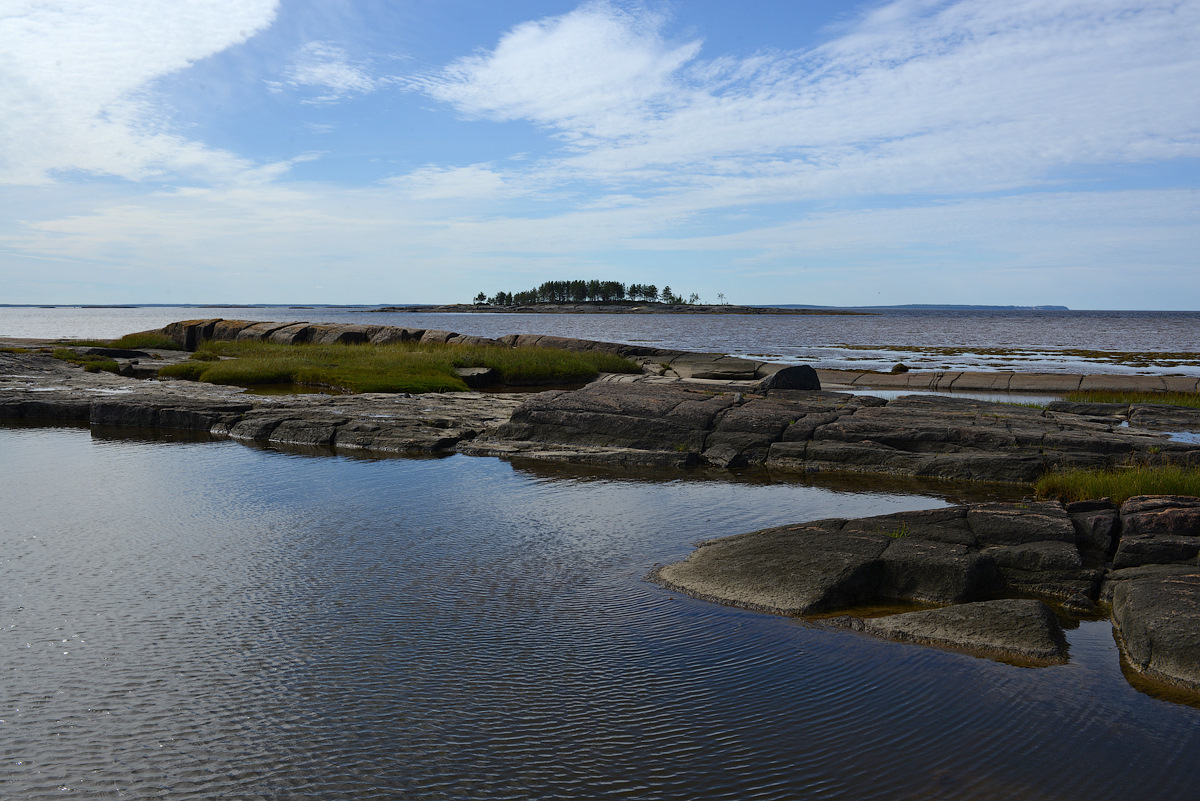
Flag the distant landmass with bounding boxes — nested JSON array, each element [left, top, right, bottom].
[[764, 304, 1070, 311]]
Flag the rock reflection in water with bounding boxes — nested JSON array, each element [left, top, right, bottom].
[[2, 424, 1199, 800]]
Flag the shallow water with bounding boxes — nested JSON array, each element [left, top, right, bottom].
[[4, 306, 1199, 374], [3, 425, 1199, 799]]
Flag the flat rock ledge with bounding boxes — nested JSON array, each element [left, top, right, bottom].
[[843, 600, 1069, 666], [655, 497, 1200, 692], [4, 319, 1200, 483]]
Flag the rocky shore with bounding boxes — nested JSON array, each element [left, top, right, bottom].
[[656, 496, 1200, 692], [6, 318, 1197, 478], [4, 318, 1200, 697]]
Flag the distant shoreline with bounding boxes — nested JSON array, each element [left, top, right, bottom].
[[367, 302, 871, 316]]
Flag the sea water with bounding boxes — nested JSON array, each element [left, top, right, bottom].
[[2, 424, 1199, 800]]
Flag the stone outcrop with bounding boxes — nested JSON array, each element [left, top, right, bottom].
[[754, 364, 821, 393], [0, 347, 523, 454], [654, 502, 1097, 616], [477, 382, 1198, 481], [1111, 572, 1200, 692], [658, 495, 1200, 694]]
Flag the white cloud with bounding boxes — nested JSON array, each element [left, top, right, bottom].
[[415, 1, 701, 140], [420, 0, 1200, 200], [269, 40, 386, 104], [0, 0, 278, 185]]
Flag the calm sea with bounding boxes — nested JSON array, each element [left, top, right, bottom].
[[4, 425, 1199, 800], [5, 306, 1200, 797], [3, 305, 1199, 374]]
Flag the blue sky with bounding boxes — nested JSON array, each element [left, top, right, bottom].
[[1, 0, 1198, 309]]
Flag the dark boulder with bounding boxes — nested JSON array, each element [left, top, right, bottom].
[[754, 364, 821, 392]]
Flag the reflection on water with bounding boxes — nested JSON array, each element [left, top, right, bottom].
[[3, 424, 1199, 800]]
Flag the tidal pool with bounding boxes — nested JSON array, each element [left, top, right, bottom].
[[2, 424, 1198, 799]]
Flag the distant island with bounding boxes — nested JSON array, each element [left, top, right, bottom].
[[368, 278, 869, 315], [369, 302, 867, 316]]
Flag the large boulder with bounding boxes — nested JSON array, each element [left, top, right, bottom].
[[754, 365, 821, 392]]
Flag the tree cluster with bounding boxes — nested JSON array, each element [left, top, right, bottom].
[[473, 280, 701, 306]]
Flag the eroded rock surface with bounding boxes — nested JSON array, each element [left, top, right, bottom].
[[6, 334, 1198, 483], [478, 382, 1197, 482], [654, 502, 1098, 616], [659, 495, 1200, 694], [1111, 572, 1200, 692], [846, 599, 1068, 665]]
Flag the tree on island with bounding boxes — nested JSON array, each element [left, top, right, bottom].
[[475, 279, 704, 306]]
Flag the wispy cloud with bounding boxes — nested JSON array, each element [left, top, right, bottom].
[[269, 41, 389, 104], [0, 0, 280, 185], [386, 164, 520, 201]]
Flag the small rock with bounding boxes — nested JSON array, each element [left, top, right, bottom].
[[851, 599, 1068, 665]]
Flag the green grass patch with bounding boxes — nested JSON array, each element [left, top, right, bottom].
[[1036, 465, 1200, 504], [1, 346, 31, 354], [59, 332, 182, 351], [112, 332, 182, 350], [52, 348, 119, 374], [159, 339, 639, 394], [1065, 389, 1200, 409]]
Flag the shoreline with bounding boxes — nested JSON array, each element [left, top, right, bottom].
[[4, 320, 1200, 701], [3, 319, 1198, 478]]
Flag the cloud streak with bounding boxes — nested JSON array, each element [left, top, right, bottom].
[[0, 0, 279, 185]]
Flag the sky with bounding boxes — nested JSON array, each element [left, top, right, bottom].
[[1, 0, 1198, 309]]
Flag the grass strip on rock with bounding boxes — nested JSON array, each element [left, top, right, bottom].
[[61, 332, 183, 351], [1036, 465, 1200, 504], [158, 339, 639, 393], [1065, 389, 1200, 409], [52, 348, 120, 374]]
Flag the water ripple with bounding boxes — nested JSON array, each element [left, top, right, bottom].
[[3, 425, 1200, 799]]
